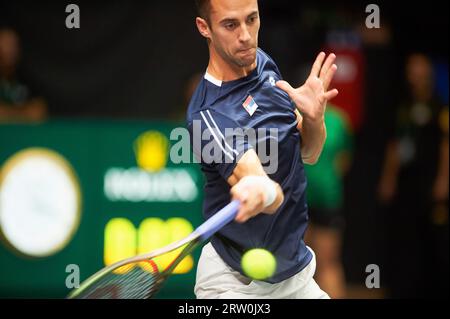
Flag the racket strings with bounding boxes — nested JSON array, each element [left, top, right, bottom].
[[70, 235, 200, 299], [75, 260, 163, 299]]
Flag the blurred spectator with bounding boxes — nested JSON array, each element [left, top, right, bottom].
[[0, 27, 47, 122], [378, 53, 449, 298], [305, 104, 354, 298]]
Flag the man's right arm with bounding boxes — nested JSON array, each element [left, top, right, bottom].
[[227, 149, 284, 223], [188, 109, 284, 224]]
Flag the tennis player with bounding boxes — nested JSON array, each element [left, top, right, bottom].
[[187, 0, 338, 298]]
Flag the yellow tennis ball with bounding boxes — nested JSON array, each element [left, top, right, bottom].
[[241, 249, 277, 280]]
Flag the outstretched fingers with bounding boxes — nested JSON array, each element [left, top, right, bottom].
[[323, 89, 339, 102], [319, 53, 336, 80], [309, 52, 326, 79], [323, 64, 338, 91]]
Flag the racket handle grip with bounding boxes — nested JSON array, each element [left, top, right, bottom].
[[195, 200, 240, 240]]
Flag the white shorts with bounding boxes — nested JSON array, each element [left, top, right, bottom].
[[194, 242, 330, 299]]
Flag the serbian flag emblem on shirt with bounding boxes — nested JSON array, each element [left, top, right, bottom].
[[242, 95, 259, 116]]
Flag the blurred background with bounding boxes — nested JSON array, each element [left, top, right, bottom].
[[0, 0, 448, 298]]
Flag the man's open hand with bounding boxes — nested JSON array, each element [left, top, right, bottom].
[[276, 52, 338, 122]]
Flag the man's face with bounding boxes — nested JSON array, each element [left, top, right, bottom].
[[207, 0, 260, 68]]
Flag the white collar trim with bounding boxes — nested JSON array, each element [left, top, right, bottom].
[[204, 71, 223, 87]]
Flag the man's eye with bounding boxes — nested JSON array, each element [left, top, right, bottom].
[[248, 16, 257, 24], [225, 23, 235, 30]]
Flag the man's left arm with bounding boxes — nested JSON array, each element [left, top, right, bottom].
[[277, 52, 338, 164]]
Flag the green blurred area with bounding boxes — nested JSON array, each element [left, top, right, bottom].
[[0, 120, 204, 298]]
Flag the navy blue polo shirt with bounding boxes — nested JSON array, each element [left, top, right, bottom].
[[186, 48, 312, 283]]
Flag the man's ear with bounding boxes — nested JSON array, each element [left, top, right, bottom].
[[196, 17, 211, 39]]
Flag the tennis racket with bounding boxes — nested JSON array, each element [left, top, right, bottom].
[[67, 200, 240, 299]]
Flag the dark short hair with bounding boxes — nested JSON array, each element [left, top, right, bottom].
[[195, 0, 211, 24]]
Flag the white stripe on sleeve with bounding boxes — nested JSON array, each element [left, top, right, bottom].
[[206, 109, 239, 156], [200, 111, 234, 161]]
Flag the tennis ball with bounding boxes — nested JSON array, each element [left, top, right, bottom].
[[241, 249, 277, 280]]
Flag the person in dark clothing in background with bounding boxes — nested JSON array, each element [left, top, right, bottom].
[[0, 27, 47, 122], [378, 53, 449, 298]]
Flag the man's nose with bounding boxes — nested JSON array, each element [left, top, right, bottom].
[[239, 24, 251, 43]]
